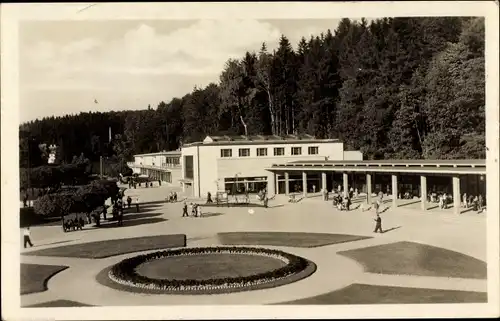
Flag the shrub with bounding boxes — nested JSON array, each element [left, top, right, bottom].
[[32, 180, 119, 218], [20, 207, 45, 227]]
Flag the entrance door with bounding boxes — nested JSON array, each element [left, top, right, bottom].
[[184, 182, 193, 197]]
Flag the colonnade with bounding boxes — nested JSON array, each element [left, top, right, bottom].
[[269, 171, 463, 215]]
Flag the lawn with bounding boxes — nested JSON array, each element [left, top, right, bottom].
[[21, 263, 69, 295], [218, 232, 372, 248], [96, 259, 316, 295], [276, 283, 487, 304], [136, 253, 286, 280], [24, 300, 95, 307], [23, 234, 187, 259], [338, 241, 487, 279]]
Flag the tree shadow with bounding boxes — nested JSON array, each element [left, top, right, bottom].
[[382, 226, 402, 234], [121, 204, 161, 214], [202, 202, 265, 208], [126, 199, 171, 206], [121, 212, 163, 220], [97, 217, 167, 229]]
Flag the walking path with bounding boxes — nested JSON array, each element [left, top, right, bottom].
[[20, 184, 487, 306]]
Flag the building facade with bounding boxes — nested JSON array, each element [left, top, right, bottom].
[[180, 135, 363, 198], [127, 150, 182, 185]]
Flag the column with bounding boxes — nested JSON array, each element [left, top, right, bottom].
[[420, 175, 427, 211], [453, 175, 461, 215], [285, 172, 290, 195], [366, 173, 372, 204], [275, 173, 279, 195], [267, 172, 276, 196], [321, 172, 327, 191], [343, 172, 349, 198], [302, 172, 308, 197], [391, 174, 398, 209]]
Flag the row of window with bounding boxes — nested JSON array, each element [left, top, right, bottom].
[[220, 146, 319, 158]]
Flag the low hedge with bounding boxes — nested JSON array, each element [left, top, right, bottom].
[[109, 246, 310, 292]]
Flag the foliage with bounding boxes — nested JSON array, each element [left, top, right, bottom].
[[32, 180, 119, 217], [19, 17, 484, 160]]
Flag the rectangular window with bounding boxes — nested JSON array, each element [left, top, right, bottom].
[[308, 146, 319, 155], [220, 149, 232, 158], [291, 147, 302, 155], [239, 148, 250, 157], [256, 148, 267, 156], [274, 147, 285, 156], [184, 156, 194, 179]]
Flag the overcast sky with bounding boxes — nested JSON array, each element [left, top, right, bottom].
[[19, 19, 344, 123]]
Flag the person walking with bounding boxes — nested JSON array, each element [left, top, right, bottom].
[[438, 194, 444, 210], [373, 214, 383, 233], [442, 193, 448, 209], [182, 202, 189, 217], [23, 227, 34, 248], [462, 193, 468, 208], [478, 194, 483, 213], [197, 204, 203, 218]]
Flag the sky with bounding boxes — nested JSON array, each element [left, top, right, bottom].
[[19, 19, 343, 123]]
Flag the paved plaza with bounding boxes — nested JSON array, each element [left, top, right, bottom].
[[20, 184, 487, 306]]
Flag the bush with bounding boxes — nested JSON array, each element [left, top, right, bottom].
[[32, 180, 119, 218], [20, 207, 45, 227], [109, 246, 310, 292]]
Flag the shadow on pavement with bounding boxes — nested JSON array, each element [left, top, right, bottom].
[[382, 226, 402, 234], [97, 217, 167, 229], [200, 212, 224, 218], [398, 200, 421, 207]]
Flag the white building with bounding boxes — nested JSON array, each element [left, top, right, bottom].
[[180, 135, 362, 198], [127, 150, 183, 185]]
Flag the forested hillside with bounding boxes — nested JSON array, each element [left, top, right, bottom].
[[19, 17, 485, 171]]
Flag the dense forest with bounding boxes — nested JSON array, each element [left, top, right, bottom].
[[19, 17, 485, 173]]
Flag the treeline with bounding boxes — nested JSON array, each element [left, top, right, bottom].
[[19, 17, 485, 168]]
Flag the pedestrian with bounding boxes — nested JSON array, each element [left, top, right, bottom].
[[374, 200, 380, 215], [118, 210, 123, 226], [136, 197, 140, 213], [442, 193, 447, 209], [182, 202, 189, 217], [438, 194, 444, 209], [374, 214, 383, 233], [197, 204, 203, 218], [354, 188, 359, 199], [127, 196, 132, 208], [462, 193, 468, 208], [478, 194, 483, 213], [158, 179, 161, 186], [312, 185, 316, 193], [23, 227, 34, 248]]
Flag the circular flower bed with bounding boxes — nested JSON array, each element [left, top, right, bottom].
[[99, 246, 316, 294]]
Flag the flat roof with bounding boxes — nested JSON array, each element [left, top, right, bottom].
[[268, 159, 486, 175], [288, 159, 486, 165], [134, 151, 181, 157], [184, 137, 342, 147]]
